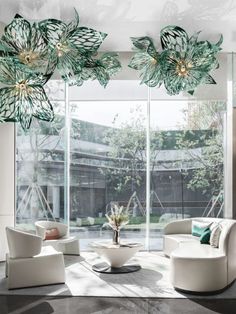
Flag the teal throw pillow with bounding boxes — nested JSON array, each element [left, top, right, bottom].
[[200, 228, 211, 244], [192, 220, 212, 237]]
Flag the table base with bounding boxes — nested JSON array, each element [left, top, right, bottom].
[[92, 262, 141, 274]]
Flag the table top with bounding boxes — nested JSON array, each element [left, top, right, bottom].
[[89, 241, 143, 249]]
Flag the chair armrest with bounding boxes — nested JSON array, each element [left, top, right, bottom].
[[35, 224, 46, 240], [6, 227, 42, 258], [163, 219, 192, 235]]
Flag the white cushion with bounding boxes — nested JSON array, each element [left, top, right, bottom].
[[210, 223, 222, 248]]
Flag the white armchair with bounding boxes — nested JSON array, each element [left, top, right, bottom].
[[35, 220, 80, 255], [6, 227, 65, 289]]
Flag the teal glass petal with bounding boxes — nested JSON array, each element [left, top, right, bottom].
[[73, 53, 121, 87], [70, 27, 107, 54], [129, 36, 163, 88], [94, 66, 110, 87], [131, 36, 158, 59], [57, 50, 84, 84], [160, 26, 189, 51], [99, 53, 121, 77], [66, 9, 80, 35], [27, 86, 54, 121], [0, 87, 18, 121], [38, 19, 67, 49], [3, 14, 32, 51]]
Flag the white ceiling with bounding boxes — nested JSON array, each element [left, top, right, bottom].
[[0, 0, 235, 52]]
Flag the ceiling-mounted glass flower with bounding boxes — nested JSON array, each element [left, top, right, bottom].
[[0, 58, 54, 130], [129, 26, 223, 95], [128, 37, 163, 87], [75, 53, 122, 87], [0, 14, 50, 73], [160, 26, 223, 95], [38, 9, 120, 85]]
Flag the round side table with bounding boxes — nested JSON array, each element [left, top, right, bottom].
[[90, 241, 143, 274]]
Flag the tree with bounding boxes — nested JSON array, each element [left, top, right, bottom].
[[176, 101, 225, 196], [100, 105, 164, 200]]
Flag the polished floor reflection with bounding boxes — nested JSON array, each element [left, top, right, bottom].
[[0, 296, 236, 314]]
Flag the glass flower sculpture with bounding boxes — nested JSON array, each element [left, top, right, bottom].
[[129, 26, 223, 95], [39, 10, 121, 86], [0, 9, 121, 129], [0, 58, 54, 130], [0, 14, 51, 74]]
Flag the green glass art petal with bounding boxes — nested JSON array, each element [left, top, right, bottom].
[[129, 36, 163, 88], [39, 19, 67, 49], [3, 14, 32, 51], [70, 27, 107, 54], [66, 8, 80, 35], [160, 25, 189, 51], [72, 53, 121, 87], [99, 53, 121, 77], [0, 87, 19, 121]]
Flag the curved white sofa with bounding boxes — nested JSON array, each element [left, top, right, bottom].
[[163, 217, 236, 293], [35, 221, 80, 255]]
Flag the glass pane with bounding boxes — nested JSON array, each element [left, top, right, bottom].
[[16, 81, 66, 230], [150, 100, 226, 248], [69, 81, 148, 250]]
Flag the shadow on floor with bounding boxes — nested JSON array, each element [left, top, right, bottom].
[[0, 296, 236, 314]]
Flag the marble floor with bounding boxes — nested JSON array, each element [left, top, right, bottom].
[[1, 252, 236, 299], [1, 252, 236, 313]]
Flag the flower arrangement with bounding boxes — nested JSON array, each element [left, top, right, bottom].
[[103, 203, 129, 245]]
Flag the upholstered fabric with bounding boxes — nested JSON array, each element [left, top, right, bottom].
[[163, 234, 199, 257], [35, 221, 80, 255], [6, 227, 42, 258], [200, 228, 211, 244], [210, 223, 222, 248], [5, 227, 65, 289], [45, 228, 60, 240], [170, 243, 227, 292], [35, 221, 68, 240], [191, 220, 212, 237]]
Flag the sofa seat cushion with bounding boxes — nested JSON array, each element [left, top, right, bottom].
[[170, 242, 227, 292], [164, 234, 199, 257], [172, 242, 225, 259]]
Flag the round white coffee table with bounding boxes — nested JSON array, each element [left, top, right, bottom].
[[90, 241, 143, 273]]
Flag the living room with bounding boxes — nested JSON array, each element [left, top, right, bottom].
[[0, 0, 236, 313]]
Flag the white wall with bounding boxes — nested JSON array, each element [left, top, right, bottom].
[[0, 123, 15, 261]]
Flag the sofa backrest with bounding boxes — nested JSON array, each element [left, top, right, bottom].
[[190, 217, 236, 254]]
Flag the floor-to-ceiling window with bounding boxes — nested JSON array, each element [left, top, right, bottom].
[[15, 54, 228, 250], [16, 81, 67, 231]]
